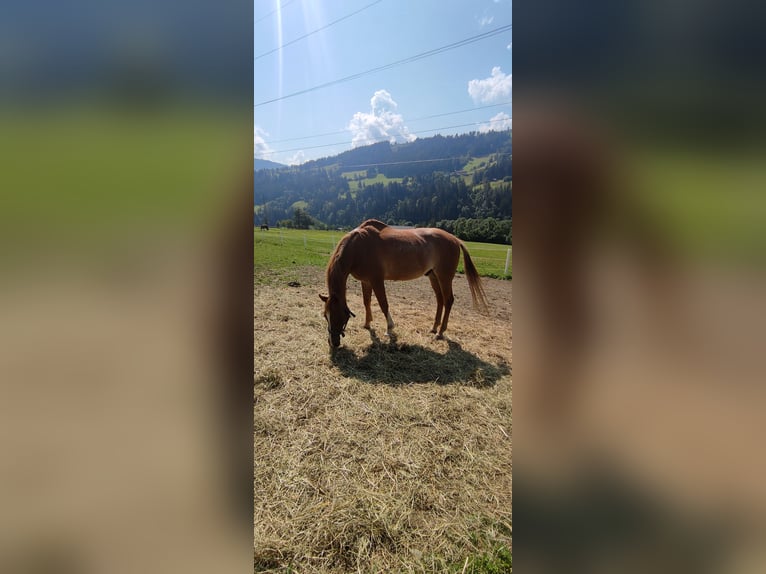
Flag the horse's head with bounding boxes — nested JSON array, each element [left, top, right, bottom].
[[319, 294, 355, 348]]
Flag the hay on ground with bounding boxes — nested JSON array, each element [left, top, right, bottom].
[[255, 267, 512, 572]]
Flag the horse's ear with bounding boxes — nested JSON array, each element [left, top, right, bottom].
[[319, 294, 328, 303], [346, 307, 356, 318]]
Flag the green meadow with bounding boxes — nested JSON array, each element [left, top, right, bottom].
[[254, 227, 512, 280], [342, 171, 404, 192]]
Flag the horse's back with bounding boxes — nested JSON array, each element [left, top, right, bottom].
[[343, 222, 462, 281], [373, 226, 460, 279], [413, 227, 462, 265]]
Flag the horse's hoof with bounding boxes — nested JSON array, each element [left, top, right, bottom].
[[363, 324, 371, 330], [430, 328, 437, 334], [435, 333, 445, 340]]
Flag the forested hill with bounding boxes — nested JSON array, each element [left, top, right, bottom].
[[302, 130, 512, 177], [254, 130, 511, 242], [254, 158, 286, 171]]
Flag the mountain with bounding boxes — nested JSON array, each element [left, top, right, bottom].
[[254, 158, 286, 171], [302, 130, 511, 178], [254, 130, 511, 239]]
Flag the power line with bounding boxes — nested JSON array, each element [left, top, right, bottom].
[[254, 23, 512, 107], [408, 101, 512, 124], [259, 119, 512, 156], [254, 0, 298, 25], [266, 153, 511, 173], [255, 0, 385, 61], [260, 121, 511, 156], [262, 101, 512, 145], [319, 153, 511, 171]]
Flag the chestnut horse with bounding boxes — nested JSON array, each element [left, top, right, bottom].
[[319, 219, 488, 348]]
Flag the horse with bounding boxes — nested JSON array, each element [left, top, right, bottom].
[[260, 224, 269, 231], [319, 219, 488, 348]]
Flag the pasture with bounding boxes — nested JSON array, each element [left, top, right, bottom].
[[255, 228, 512, 280], [254, 242, 512, 572], [342, 172, 404, 192]]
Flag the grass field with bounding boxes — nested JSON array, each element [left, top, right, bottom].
[[340, 170, 368, 179], [460, 155, 494, 185], [255, 228, 512, 280], [344, 172, 404, 192]]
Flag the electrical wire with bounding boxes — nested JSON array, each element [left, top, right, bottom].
[[258, 117, 511, 156], [255, 0, 385, 61], [262, 101, 512, 144], [254, 0, 298, 25], [254, 24, 512, 107], [294, 153, 511, 171]]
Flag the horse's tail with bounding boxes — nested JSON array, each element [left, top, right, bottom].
[[460, 243, 489, 314]]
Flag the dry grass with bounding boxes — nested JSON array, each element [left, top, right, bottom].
[[254, 267, 512, 573]]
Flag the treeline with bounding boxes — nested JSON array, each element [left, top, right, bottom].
[[435, 217, 512, 245], [277, 207, 330, 230], [254, 171, 511, 232]]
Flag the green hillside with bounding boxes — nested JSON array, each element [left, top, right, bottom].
[[254, 131, 512, 240]]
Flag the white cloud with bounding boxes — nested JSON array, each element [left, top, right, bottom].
[[478, 15, 494, 27], [254, 125, 273, 159], [479, 112, 512, 133], [348, 89, 416, 148], [467, 66, 512, 104], [506, 42, 512, 51], [287, 150, 306, 166]]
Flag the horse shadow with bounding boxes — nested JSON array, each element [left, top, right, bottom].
[[330, 329, 510, 387]]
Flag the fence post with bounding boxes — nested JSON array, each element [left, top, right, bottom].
[[504, 248, 511, 276]]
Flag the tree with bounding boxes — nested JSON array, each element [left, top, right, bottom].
[[292, 207, 313, 230]]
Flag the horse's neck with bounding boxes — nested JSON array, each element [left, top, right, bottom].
[[327, 251, 350, 300]]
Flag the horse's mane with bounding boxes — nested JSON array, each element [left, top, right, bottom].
[[326, 233, 353, 296], [327, 220, 387, 297]]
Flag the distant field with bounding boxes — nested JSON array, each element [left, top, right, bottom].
[[460, 155, 493, 184], [472, 179, 510, 192], [462, 155, 492, 172], [343, 172, 404, 191], [340, 170, 367, 179], [255, 228, 511, 280]]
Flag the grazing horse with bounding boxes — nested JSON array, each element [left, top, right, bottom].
[[319, 219, 488, 348], [260, 224, 269, 231]]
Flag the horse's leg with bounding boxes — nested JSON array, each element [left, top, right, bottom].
[[371, 280, 394, 336], [436, 271, 456, 339], [361, 281, 373, 329], [427, 272, 444, 334]]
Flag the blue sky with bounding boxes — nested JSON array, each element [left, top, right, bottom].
[[255, 0, 512, 165]]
